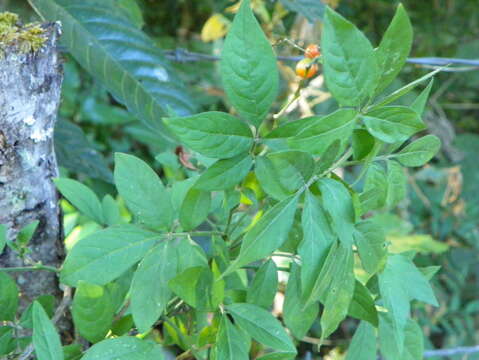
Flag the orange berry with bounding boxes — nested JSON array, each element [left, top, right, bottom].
[[295, 58, 319, 79], [305, 44, 321, 59]]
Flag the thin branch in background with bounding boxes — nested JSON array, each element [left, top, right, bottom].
[[163, 48, 479, 71], [424, 345, 479, 358]]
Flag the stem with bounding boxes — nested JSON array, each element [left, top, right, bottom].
[[0, 264, 59, 273], [171, 231, 224, 237]]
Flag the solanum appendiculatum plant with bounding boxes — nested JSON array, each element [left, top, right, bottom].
[[53, 1, 441, 359]]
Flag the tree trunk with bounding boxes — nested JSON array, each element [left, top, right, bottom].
[[0, 22, 63, 309]]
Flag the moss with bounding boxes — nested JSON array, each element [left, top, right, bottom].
[[0, 11, 47, 55]]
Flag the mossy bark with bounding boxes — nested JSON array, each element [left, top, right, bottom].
[[0, 22, 63, 309]]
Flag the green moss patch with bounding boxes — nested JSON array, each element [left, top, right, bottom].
[[0, 11, 47, 54]]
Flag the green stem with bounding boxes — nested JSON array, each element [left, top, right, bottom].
[[0, 264, 59, 273], [172, 231, 224, 237]]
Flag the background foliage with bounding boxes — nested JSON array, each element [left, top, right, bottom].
[[1, 0, 478, 359]]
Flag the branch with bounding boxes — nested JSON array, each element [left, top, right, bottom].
[[163, 48, 479, 71], [424, 345, 479, 358]]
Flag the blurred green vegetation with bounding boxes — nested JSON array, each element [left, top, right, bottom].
[[1, 0, 478, 358]]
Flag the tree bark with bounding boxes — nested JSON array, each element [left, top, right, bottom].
[[0, 22, 63, 308]]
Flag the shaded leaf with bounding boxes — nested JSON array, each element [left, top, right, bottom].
[[54, 178, 104, 224], [0, 273, 18, 321], [30, 0, 195, 143], [72, 281, 114, 343], [179, 187, 211, 231], [114, 153, 173, 230], [354, 221, 387, 275], [348, 281, 378, 326], [215, 315, 250, 360], [247, 259, 278, 309], [345, 321, 377, 360], [81, 337, 164, 360]]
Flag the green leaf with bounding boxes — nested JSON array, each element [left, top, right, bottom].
[[411, 79, 434, 116], [174, 237, 209, 272], [283, 263, 319, 339], [164, 112, 253, 158], [378, 254, 437, 353], [321, 7, 378, 106], [0, 326, 15, 356], [371, 67, 442, 109], [130, 241, 178, 332], [288, 109, 357, 156], [215, 315, 250, 360], [81, 337, 164, 360], [17, 220, 40, 247], [246, 259, 278, 309], [374, 4, 413, 95], [379, 315, 424, 360], [63, 344, 83, 360], [352, 129, 375, 161], [389, 234, 448, 255], [54, 178, 104, 224], [348, 281, 378, 326], [20, 295, 56, 329], [307, 242, 355, 338], [179, 187, 211, 231], [345, 321, 377, 360], [114, 153, 172, 230], [386, 160, 407, 208], [315, 140, 341, 175], [298, 190, 335, 298], [168, 266, 223, 311], [279, 0, 325, 23], [317, 178, 355, 246], [354, 221, 387, 275], [0, 224, 6, 254], [394, 135, 441, 167], [220, 0, 278, 127], [255, 151, 314, 200], [362, 106, 425, 143], [61, 225, 160, 286], [32, 302, 64, 360], [227, 303, 296, 354], [195, 154, 253, 191], [101, 195, 122, 226], [29, 0, 195, 144], [0, 273, 19, 321], [54, 119, 113, 183], [226, 194, 299, 275], [72, 281, 114, 343], [360, 163, 388, 212]]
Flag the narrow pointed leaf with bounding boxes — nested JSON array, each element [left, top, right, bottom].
[[215, 316, 250, 360], [348, 281, 379, 326], [131, 241, 178, 332], [247, 259, 278, 309], [220, 0, 279, 127], [81, 337, 164, 360], [0, 273, 19, 321], [299, 190, 335, 298], [164, 112, 253, 158], [32, 302, 63, 360], [318, 178, 355, 246], [283, 263, 319, 339], [227, 303, 296, 353], [227, 194, 299, 274], [375, 4, 413, 95], [411, 79, 434, 116], [345, 321, 377, 360]]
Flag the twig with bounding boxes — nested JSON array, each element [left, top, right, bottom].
[[424, 345, 479, 357], [0, 264, 59, 273], [163, 48, 479, 71]]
